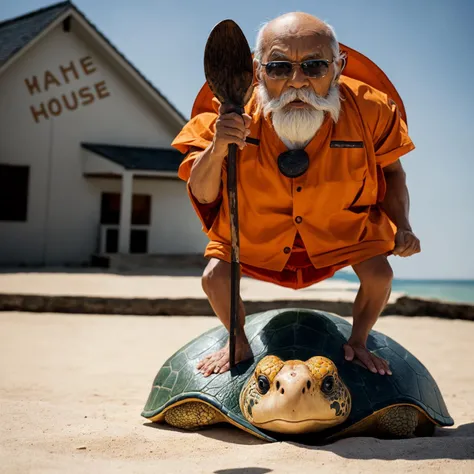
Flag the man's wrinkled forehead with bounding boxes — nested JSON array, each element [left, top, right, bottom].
[[261, 23, 334, 62]]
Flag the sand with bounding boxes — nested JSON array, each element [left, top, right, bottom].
[[0, 269, 403, 302], [1, 311, 473, 473]]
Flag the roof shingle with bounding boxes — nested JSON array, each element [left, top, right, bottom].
[[0, 1, 71, 66]]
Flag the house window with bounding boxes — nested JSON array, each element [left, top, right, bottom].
[[105, 228, 119, 253], [100, 192, 151, 254], [0, 164, 30, 221], [100, 193, 121, 224], [130, 229, 148, 253], [100, 193, 151, 225], [131, 194, 151, 225]]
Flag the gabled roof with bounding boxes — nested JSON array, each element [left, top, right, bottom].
[[81, 143, 183, 173], [0, 1, 187, 127], [0, 1, 70, 66]]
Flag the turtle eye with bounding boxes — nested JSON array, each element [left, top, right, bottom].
[[321, 375, 335, 395], [257, 375, 270, 394]]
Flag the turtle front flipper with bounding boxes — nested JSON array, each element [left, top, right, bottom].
[[163, 401, 226, 430]]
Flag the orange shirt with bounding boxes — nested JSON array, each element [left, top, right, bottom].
[[172, 77, 415, 272]]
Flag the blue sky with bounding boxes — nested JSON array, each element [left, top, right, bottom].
[[1, 0, 473, 279]]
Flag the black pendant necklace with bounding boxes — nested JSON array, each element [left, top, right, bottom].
[[277, 149, 309, 178]]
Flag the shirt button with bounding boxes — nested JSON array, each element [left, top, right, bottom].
[[296, 186, 302, 192], [295, 216, 302, 224], [284, 247, 291, 254]]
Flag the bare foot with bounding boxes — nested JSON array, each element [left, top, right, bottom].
[[196, 337, 253, 377]]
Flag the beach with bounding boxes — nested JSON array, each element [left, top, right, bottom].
[[1, 310, 473, 473], [0, 1, 471, 473], [0, 268, 399, 302]]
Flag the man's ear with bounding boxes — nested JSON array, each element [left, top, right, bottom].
[[334, 57, 346, 82], [340, 57, 346, 73], [253, 58, 262, 85]]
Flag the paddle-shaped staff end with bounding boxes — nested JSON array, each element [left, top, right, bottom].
[[204, 19, 254, 108]]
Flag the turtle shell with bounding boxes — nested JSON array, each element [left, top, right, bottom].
[[141, 308, 453, 442]]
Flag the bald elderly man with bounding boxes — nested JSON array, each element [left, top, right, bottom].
[[172, 12, 420, 377]]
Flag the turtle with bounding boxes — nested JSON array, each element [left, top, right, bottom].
[[141, 308, 454, 443]]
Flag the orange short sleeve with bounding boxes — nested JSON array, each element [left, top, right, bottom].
[[370, 93, 415, 168], [172, 96, 222, 181], [171, 112, 218, 181], [186, 181, 223, 233]]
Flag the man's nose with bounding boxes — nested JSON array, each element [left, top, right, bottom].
[[288, 64, 309, 88]]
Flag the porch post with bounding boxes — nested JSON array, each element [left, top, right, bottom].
[[118, 171, 133, 253]]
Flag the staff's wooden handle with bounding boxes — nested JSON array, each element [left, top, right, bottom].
[[227, 142, 240, 368]]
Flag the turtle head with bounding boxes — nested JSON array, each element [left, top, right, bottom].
[[239, 355, 351, 434]]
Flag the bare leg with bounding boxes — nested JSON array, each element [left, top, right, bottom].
[[196, 258, 253, 376], [352, 254, 393, 331], [348, 255, 393, 375]]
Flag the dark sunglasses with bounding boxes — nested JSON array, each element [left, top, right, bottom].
[[262, 59, 334, 79]]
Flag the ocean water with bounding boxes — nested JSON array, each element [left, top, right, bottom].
[[332, 271, 474, 304]]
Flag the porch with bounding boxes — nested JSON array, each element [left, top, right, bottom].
[[81, 142, 185, 257]]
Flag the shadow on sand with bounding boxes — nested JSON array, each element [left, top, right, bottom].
[[144, 421, 474, 460], [143, 422, 264, 447], [214, 469, 272, 474]]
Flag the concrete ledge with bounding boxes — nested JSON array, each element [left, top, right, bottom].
[[390, 296, 474, 320], [0, 294, 473, 321]]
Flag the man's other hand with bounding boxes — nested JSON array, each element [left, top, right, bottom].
[[393, 229, 421, 257], [343, 340, 392, 375]]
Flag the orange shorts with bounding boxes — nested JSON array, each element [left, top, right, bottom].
[[240, 232, 349, 290]]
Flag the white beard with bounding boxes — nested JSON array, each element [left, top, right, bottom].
[[257, 83, 342, 150]]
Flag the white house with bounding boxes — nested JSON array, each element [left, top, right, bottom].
[[0, 1, 209, 266]]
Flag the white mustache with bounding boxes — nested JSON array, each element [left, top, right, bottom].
[[271, 88, 321, 107], [261, 85, 341, 122]]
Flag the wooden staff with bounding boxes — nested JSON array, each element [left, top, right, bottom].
[[203, 20, 253, 367]]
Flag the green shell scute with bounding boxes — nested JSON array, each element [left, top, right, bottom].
[[142, 308, 453, 440], [141, 314, 260, 426]]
